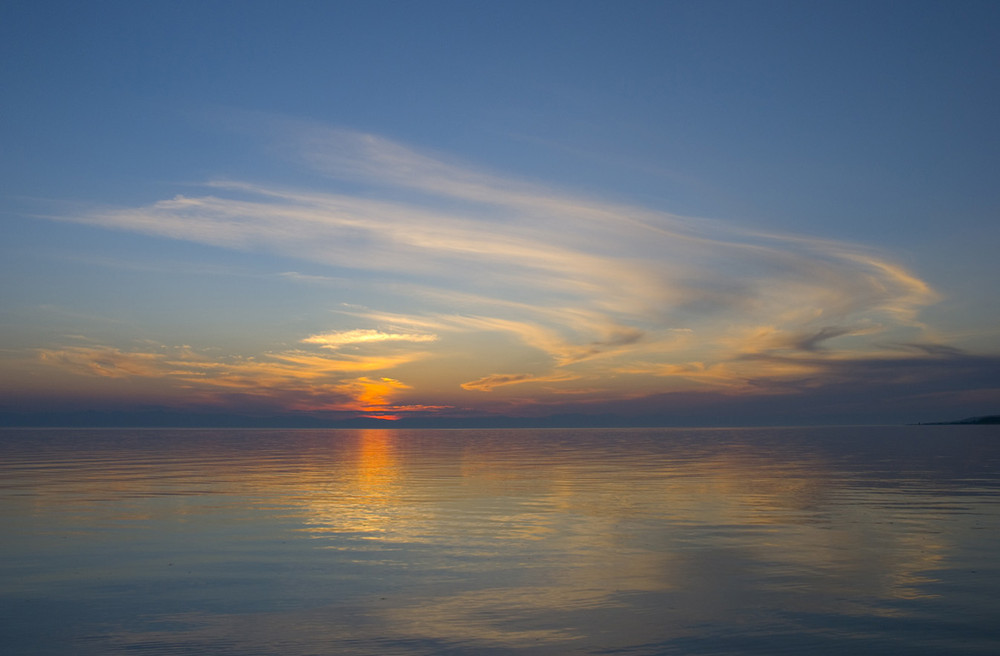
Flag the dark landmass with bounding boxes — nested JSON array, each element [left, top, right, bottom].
[[916, 415, 1000, 425], [3, 407, 997, 429], [0, 408, 646, 429]]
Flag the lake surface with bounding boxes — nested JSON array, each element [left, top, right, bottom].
[[1, 426, 999, 655]]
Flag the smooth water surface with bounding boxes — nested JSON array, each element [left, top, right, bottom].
[[1, 426, 999, 655]]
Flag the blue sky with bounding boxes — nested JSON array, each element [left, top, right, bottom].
[[2, 0, 998, 426]]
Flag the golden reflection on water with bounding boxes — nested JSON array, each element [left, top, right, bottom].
[[356, 429, 398, 486], [319, 429, 404, 538], [271, 431, 966, 649], [3, 427, 997, 655]]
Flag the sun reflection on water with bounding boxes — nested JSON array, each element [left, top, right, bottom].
[[2, 427, 998, 655], [259, 429, 978, 651]]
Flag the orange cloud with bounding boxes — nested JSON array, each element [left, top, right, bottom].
[[37, 346, 168, 379], [31, 342, 430, 417], [351, 376, 411, 412], [34, 127, 965, 415], [461, 372, 581, 392]]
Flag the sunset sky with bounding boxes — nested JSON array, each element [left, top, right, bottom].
[[2, 0, 998, 426]]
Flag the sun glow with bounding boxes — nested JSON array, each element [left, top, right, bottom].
[[12, 127, 985, 425]]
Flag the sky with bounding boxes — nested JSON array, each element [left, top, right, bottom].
[[1, 0, 998, 427]]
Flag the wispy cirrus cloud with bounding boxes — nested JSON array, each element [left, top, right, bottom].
[[461, 372, 581, 392], [41, 121, 955, 413]]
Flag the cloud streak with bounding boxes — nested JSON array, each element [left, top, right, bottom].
[[30, 343, 435, 418], [36, 122, 962, 418], [302, 329, 438, 349]]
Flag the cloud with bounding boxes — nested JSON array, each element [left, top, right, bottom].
[[461, 372, 581, 392], [66, 134, 935, 332], [790, 326, 854, 352], [302, 329, 437, 349], [37, 346, 167, 379], [895, 342, 967, 358], [31, 342, 431, 416], [38, 122, 965, 417]]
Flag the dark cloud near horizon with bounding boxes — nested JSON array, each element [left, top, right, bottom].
[[4, 349, 996, 428]]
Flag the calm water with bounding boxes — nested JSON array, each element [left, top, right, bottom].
[[1, 426, 999, 655]]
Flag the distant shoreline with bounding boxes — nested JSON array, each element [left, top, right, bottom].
[[915, 415, 1000, 426]]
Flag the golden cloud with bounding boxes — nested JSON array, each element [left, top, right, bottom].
[[302, 329, 438, 349], [40, 125, 952, 410]]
